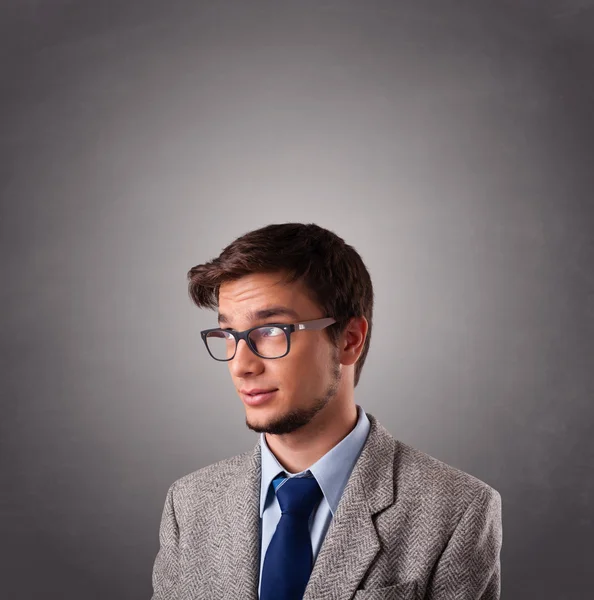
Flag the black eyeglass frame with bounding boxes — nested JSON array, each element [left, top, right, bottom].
[[200, 317, 337, 361]]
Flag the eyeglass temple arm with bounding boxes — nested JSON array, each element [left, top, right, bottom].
[[295, 317, 337, 331]]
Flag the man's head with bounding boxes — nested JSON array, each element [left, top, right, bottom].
[[187, 223, 374, 436]]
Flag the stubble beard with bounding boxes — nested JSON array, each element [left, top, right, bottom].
[[245, 350, 342, 436]]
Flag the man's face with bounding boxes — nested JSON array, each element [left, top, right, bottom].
[[217, 271, 342, 435]]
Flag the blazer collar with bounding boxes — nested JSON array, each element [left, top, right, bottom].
[[215, 411, 396, 600]]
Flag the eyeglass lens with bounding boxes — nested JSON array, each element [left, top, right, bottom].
[[205, 326, 288, 360]]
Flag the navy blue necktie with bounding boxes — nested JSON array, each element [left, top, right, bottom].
[[260, 473, 323, 600]]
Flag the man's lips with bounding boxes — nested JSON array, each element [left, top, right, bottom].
[[240, 389, 278, 406], [240, 388, 278, 395]]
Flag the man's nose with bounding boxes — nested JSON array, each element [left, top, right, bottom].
[[229, 338, 264, 376]]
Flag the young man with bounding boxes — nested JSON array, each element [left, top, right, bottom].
[[151, 223, 502, 600]]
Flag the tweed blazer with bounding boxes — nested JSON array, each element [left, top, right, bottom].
[[151, 413, 502, 600]]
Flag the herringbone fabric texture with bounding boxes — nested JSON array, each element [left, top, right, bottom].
[[151, 413, 502, 600], [260, 474, 323, 600]]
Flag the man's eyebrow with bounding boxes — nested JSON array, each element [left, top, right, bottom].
[[217, 306, 300, 326]]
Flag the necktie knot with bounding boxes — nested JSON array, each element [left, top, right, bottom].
[[274, 475, 323, 517]]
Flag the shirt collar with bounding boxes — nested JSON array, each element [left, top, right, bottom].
[[259, 404, 371, 517]]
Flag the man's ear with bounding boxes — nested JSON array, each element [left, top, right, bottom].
[[340, 316, 368, 366]]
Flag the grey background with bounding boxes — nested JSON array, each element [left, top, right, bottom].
[[1, 1, 593, 598]]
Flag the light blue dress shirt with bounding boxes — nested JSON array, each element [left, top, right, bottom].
[[258, 404, 371, 598]]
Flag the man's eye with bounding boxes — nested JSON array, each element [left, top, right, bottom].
[[260, 326, 283, 337]]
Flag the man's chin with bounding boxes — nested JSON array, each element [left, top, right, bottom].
[[245, 403, 326, 436], [245, 415, 286, 434]]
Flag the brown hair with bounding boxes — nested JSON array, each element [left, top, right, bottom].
[[187, 223, 374, 387]]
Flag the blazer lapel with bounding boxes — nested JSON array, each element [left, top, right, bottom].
[[303, 413, 396, 600], [219, 444, 262, 600], [183, 443, 262, 600]]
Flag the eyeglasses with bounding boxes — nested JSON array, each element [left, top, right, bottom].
[[200, 317, 337, 361]]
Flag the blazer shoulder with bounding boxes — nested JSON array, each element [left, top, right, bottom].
[[393, 439, 501, 503], [167, 448, 253, 508]]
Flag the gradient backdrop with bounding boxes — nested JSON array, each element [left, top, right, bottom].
[[2, 1, 593, 598]]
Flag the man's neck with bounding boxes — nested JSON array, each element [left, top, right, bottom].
[[265, 402, 358, 474]]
